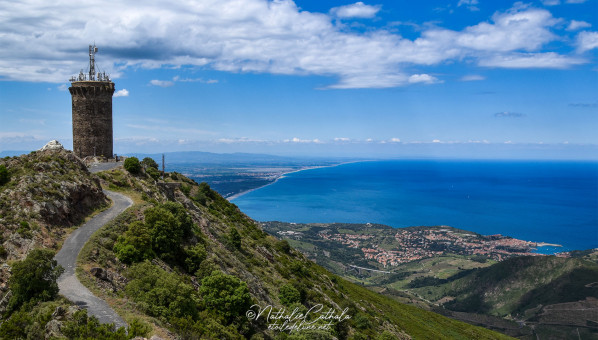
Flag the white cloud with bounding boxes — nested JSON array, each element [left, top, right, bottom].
[[457, 0, 479, 11], [331, 2, 381, 19], [57, 84, 68, 91], [494, 111, 525, 118], [149, 80, 174, 87], [408, 74, 441, 84], [567, 20, 591, 31], [541, 0, 560, 5], [216, 137, 267, 144], [566, 0, 587, 3], [460, 74, 485, 81], [576, 31, 598, 52], [389, 138, 401, 143], [334, 137, 350, 142], [454, 7, 559, 52], [284, 137, 323, 143], [479, 52, 585, 68], [0, 1, 588, 88], [114, 89, 129, 97]]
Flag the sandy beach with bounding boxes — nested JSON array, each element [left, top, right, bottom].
[[228, 160, 370, 201]]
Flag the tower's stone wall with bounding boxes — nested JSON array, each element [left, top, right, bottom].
[[69, 81, 115, 158]]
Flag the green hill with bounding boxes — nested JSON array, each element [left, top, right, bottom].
[[0, 150, 510, 339]]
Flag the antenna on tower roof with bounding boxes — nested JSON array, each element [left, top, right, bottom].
[[89, 43, 98, 81]]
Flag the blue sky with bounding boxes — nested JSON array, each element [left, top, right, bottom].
[[0, 0, 597, 159]]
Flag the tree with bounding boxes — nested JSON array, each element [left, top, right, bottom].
[[144, 206, 183, 261], [0, 165, 9, 185], [199, 271, 252, 323], [7, 249, 64, 312], [141, 157, 158, 170], [124, 157, 141, 174]]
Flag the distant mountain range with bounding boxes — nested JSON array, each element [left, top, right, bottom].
[[129, 150, 359, 165]]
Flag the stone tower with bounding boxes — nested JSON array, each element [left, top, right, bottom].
[[69, 44, 115, 158]]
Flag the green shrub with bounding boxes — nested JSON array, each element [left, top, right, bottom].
[[145, 206, 183, 261], [353, 313, 371, 330], [125, 262, 199, 320], [124, 157, 141, 174], [16, 221, 32, 238], [278, 284, 301, 306], [127, 318, 152, 338], [146, 166, 160, 180], [0, 165, 9, 185], [0, 307, 32, 338], [185, 244, 207, 274], [7, 249, 64, 312], [181, 184, 191, 196], [61, 309, 128, 339], [275, 240, 291, 254], [113, 221, 155, 264], [141, 157, 159, 170], [200, 271, 252, 323], [228, 227, 242, 250]]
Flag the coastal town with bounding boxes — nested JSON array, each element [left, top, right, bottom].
[[265, 222, 562, 269], [320, 227, 552, 267]]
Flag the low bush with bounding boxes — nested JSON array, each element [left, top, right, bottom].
[[124, 157, 141, 174]]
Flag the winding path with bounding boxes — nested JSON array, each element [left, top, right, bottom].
[[54, 163, 132, 329]]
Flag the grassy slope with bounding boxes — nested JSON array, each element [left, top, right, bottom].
[[431, 256, 598, 316], [77, 167, 511, 339]]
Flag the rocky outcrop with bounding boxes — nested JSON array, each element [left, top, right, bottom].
[[0, 148, 108, 261], [39, 140, 64, 152]]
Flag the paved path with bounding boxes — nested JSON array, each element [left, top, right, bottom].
[[88, 161, 123, 174], [55, 187, 132, 329]]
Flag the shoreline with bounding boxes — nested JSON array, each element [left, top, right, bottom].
[[228, 160, 370, 201]]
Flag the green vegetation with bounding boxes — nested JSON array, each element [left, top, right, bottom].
[[124, 157, 141, 174], [434, 256, 598, 316], [278, 283, 301, 306], [6, 249, 64, 313], [126, 261, 199, 321], [113, 201, 192, 264], [0, 164, 9, 185], [200, 270, 252, 323], [113, 221, 154, 263], [141, 157, 158, 170], [228, 226, 242, 250], [0, 298, 151, 340]]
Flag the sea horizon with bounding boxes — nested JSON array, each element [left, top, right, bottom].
[[232, 159, 598, 254]]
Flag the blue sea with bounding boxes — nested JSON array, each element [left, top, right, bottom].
[[232, 160, 598, 253]]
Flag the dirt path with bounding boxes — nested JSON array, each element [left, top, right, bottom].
[[54, 188, 132, 329]]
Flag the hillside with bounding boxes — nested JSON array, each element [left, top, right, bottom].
[[421, 256, 598, 339], [0, 149, 511, 339], [265, 222, 598, 339]]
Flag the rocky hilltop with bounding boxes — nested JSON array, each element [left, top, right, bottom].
[[0, 144, 107, 261]]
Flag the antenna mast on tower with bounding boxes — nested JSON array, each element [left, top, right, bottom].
[[89, 44, 98, 81]]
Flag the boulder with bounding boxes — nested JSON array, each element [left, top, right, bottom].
[[90, 267, 109, 281], [39, 140, 64, 152]]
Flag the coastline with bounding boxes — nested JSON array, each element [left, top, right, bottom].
[[228, 160, 370, 201]]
